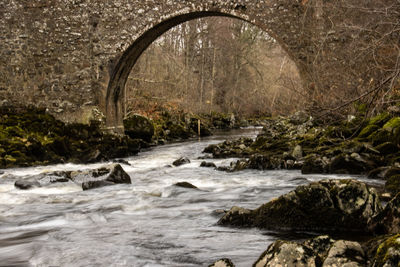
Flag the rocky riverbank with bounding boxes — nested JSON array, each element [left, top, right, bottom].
[[212, 178, 400, 266], [210, 233, 400, 267], [123, 110, 254, 144], [0, 105, 256, 169], [0, 106, 145, 169], [203, 109, 400, 197]]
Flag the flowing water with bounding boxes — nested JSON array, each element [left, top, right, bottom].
[[0, 128, 383, 267]]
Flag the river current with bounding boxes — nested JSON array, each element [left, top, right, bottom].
[[0, 128, 383, 267]]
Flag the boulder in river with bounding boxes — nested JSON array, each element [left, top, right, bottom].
[[174, 182, 198, 190], [200, 161, 217, 168], [208, 258, 235, 267], [172, 157, 190, 167], [253, 240, 318, 267], [218, 179, 381, 233], [14, 180, 41, 190], [368, 192, 400, 235], [123, 114, 154, 142], [253, 236, 366, 267], [82, 164, 131, 190], [14, 171, 71, 190]]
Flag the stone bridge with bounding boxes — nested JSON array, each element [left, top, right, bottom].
[[1, 0, 397, 131]]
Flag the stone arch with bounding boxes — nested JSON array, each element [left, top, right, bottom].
[[105, 10, 302, 131]]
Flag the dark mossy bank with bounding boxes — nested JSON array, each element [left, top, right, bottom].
[[122, 109, 255, 144], [204, 107, 400, 195], [0, 106, 254, 169], [0, 106, 144, 168]]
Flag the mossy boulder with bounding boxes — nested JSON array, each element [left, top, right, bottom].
[[301, 154, 328, 174], [368, 193, 400, 235], [123, 114, 154, 142], [208, 258, 235, 267], [167, 123, 191, 139], [253, 240, 318, 267], [358, 124, 380, 139], [369, 234, 400, 267], [219, 179, 381, 233], [329, 153, 376, 174], [253, 236, 366, 267], [369, 113, 392, 127], [385, 175, 400, 195]]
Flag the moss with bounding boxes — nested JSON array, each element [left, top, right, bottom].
[[383, 117, 400, 132], [373, 234, 400, 266], [374, 142, 398, 155], [4, 155, 16, 164], [385, 175, 400, 194], [368, 130, 391, 146], [358, 124, 380, 139], [369, 113, 392, 127]]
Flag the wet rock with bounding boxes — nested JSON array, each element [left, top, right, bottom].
[[90, 167, 111, 178], [82, 164, 131, 190], [329, 153, 375, 174], [172, 157, 190, 167], [208, 258, 235, 267], [304, 235, 335, 259], [219, 179, 381, 233], [374, 142, 398, 155], [253, 236, 368, 267], [203, 138, 253, 158], [200, 161, 216, 168], [322, 240, 366, 266], [384, 167, 400, 179], [385, 174, 400, 195], [102, 164, 131, 184], [123, 114, 154, 142], [14, 180, 41, 190], [370, 234, 400, 267], [217, 206, 254, 227], [253, 240, 318, 267], [301, 155, 328, 174], [368, 193, 400, 235], [112, 159, 131, 166], [231, 159, 248, 171], [368, 167, 391, 179], [84, 149, 106, 163], [174, 182, 198, 189], [0, 171, 4, 175], [215, 166, 233, 172], [292, 145, 303, 159], [82, 180, 115, 190]]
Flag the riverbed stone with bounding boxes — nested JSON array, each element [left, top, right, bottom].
[[368, 193, 400, 235], [253, 240, 318, 267], [172, 157, 190, 167], [14, 180, 41, 190], [200, 161, 217, 168], [218, 206, 254, 227], [123, 114, 154, 142], [322, 240, 366, 267], [174, 182, 198, 189], [253, 236, 370, 267], [81, 164, 131, 190], [218, 179, 381, 233], [370, 234, 400, 267], [208, 258, 235, 267]]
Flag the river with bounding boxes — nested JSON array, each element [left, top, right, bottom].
[[0, 128, 383, 267]]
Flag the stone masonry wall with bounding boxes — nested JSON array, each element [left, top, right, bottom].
[[0, 0, 398, 126]]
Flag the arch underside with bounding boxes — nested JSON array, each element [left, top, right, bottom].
[[105, 11, 296, 130]]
